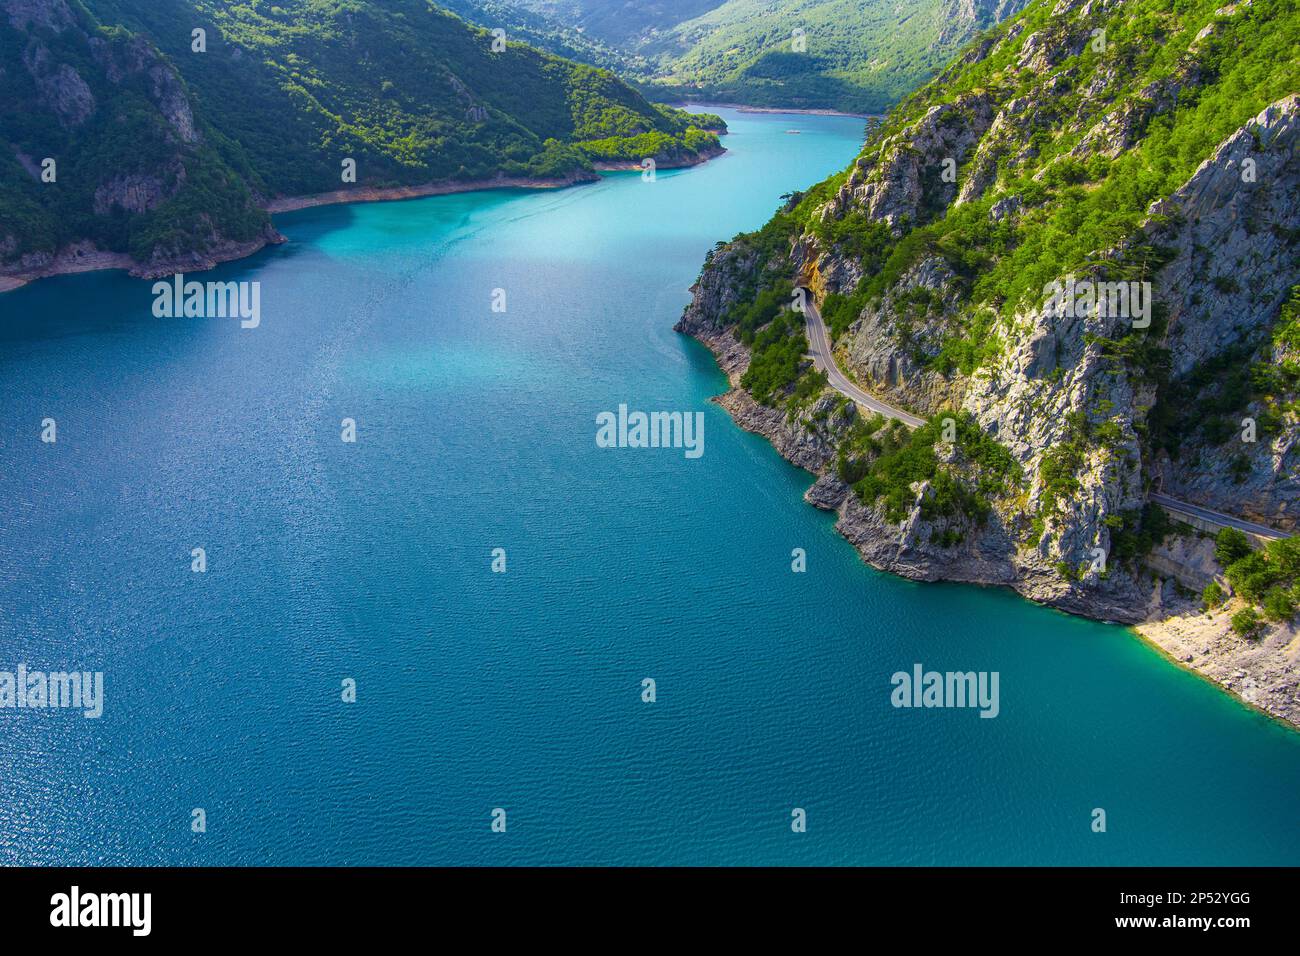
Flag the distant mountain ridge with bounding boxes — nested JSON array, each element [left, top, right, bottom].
[[498, 0, 1030, 113], [508, 0, 729, 49]]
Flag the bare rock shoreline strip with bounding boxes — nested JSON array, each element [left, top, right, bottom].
[[0, 147, 728, 292], [262, 171, 599, 214], [0, 173, 592, 291]]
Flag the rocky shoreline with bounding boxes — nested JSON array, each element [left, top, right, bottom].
[[0, 231, 283, 292], [676, 307, 1300, 732], [262, 169, 601, 214], [1136, 607, 1300, 727], [672, 101, 876, 120], [592, 143, 727, 172], [1, 147, 728, 292]]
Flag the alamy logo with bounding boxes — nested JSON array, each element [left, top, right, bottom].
[[50, 886, 150, 936], [1043, 275, 1151, 328], [0, 665, 103, 718], [890, 663, 1000, 718], [152, 273, 261, 328], [595, 404, 704, 459]]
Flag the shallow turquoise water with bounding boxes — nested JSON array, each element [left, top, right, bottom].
[[1, 108, 1298, 866]]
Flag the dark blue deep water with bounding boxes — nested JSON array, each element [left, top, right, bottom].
[[2, 109, 1298, 865]]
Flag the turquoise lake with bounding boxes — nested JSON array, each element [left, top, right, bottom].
[[1, 108, 1298, 865]]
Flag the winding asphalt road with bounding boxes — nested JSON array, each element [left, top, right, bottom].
[[799, 289, 1289, 541], [802, 295, 925, 427]]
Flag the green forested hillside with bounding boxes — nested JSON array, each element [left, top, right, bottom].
[[641, 0, 1029, 113], [504, 0, 1028, 114], [86, 0, 724, 189], [793, 0, 1298, 333], [1, 0, 723, 274], [0, 0, 271, 268], [507, 0, 729, 49], [436, 0, 643, 74]]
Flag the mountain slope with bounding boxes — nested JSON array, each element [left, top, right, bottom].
[[641, 0, 1030, 113], [503, 0, 1029, 114], [677, 0, 1300, 721], [506, 0, 729, 49], [0, 0, 274, 278], [1, 0, 724, 281], [436, 0, 641, 74]]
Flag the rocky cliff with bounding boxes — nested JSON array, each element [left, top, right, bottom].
[[678, 0, 1300, 726]]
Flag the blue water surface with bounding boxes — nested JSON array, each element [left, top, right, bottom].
[[2, 108, 1298, 866]]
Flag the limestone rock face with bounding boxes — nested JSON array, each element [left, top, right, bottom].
[[676, 242, 842, 474], [23, 45, 95, 126], [718, 389, 841, 474], [804, 85, 1296, 607], [827, 95, 996, 234], [93, 174, 169, 215], [676, 243, 771, 352], [1149, 95, 1299, 378], [842, 255, 966, 414], [677, 0, 1299, 724], [147, 62, 199, 144], [937, 0, 1024, 46], [1144, 95, 1300, 531]]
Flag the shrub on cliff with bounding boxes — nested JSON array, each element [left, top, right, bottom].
[[852, 413, 1020, 525], [1220, 536, 1300, 618], [1230, 607, 1265, 640], [1215, 529, 1252, 567], [1262, 587, 1296, 623]]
